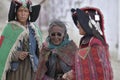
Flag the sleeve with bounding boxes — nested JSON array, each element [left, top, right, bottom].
[[11, 51, 21, 61], [11, 40, 23, 61]]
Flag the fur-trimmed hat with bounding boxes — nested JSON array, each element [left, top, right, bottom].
[[8, 0, 41, 22]]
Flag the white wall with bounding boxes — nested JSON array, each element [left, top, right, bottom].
[[90, 0, 118, 55], [0, 1, 9, 35], [118, 0, 120, 60]]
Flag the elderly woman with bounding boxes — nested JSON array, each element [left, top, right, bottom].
[[0, 0, 45, 80], [35, 20, 78, 80]]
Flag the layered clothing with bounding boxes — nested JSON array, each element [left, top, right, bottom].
[[0, 21, 42, 80], [71, 7, 113, 80], [36, 36, 78, 80], [75, 35, 113, 80]]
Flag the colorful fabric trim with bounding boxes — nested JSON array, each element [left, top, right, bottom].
[[75, 37, 113, 80], [78, 47, 91, 59], [0, 21, 42, 80], [0, 22, 23, 80]]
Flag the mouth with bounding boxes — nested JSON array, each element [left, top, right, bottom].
[[20, 17, 26, 19], [52, 39, 62, 45]]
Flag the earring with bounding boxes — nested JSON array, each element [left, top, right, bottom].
[[29, 16, 31, 21], [15, 16, 17, 20]]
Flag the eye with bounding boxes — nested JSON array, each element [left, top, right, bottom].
[[57, 32, 62, 37], [51, 33, 55, 36], [50, 32, 63, 37]]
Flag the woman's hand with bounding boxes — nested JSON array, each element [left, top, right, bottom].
[[40, 42, 50, 53], [62, 70, 74, 80], [19, 51, 29, 60]]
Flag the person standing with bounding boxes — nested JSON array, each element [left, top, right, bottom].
[[63, 7, 113, 80], [0, 0, 45, 80], [70, 7, 113, 80]]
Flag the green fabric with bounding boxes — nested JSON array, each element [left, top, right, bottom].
[[21, 0, 27, 6], [0, 23, 23, 79], [33, 23, 43, 44]]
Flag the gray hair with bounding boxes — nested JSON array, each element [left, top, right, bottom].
[[48, 20, 67, 33]]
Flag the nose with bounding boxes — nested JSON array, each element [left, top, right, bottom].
[[54, 34, 59, 38], [21, 11, 26, 15]]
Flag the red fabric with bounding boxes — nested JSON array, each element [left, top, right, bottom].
[[90, 37, 110, 58], [78, 47, 90, 59], [79, 49, 87, 57], [0, 36, 4, 47], [90, 47, 104, 80], [74, 37, 113, 80], [89, 37, 103, 46]]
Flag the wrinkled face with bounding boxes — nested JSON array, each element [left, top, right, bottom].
[[17, 6, 30, 25], [77, 21, 86, 35], [49, 26, 65, 45]]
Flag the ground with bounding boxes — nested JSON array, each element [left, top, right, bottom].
[[111, 52, 120, 80]]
